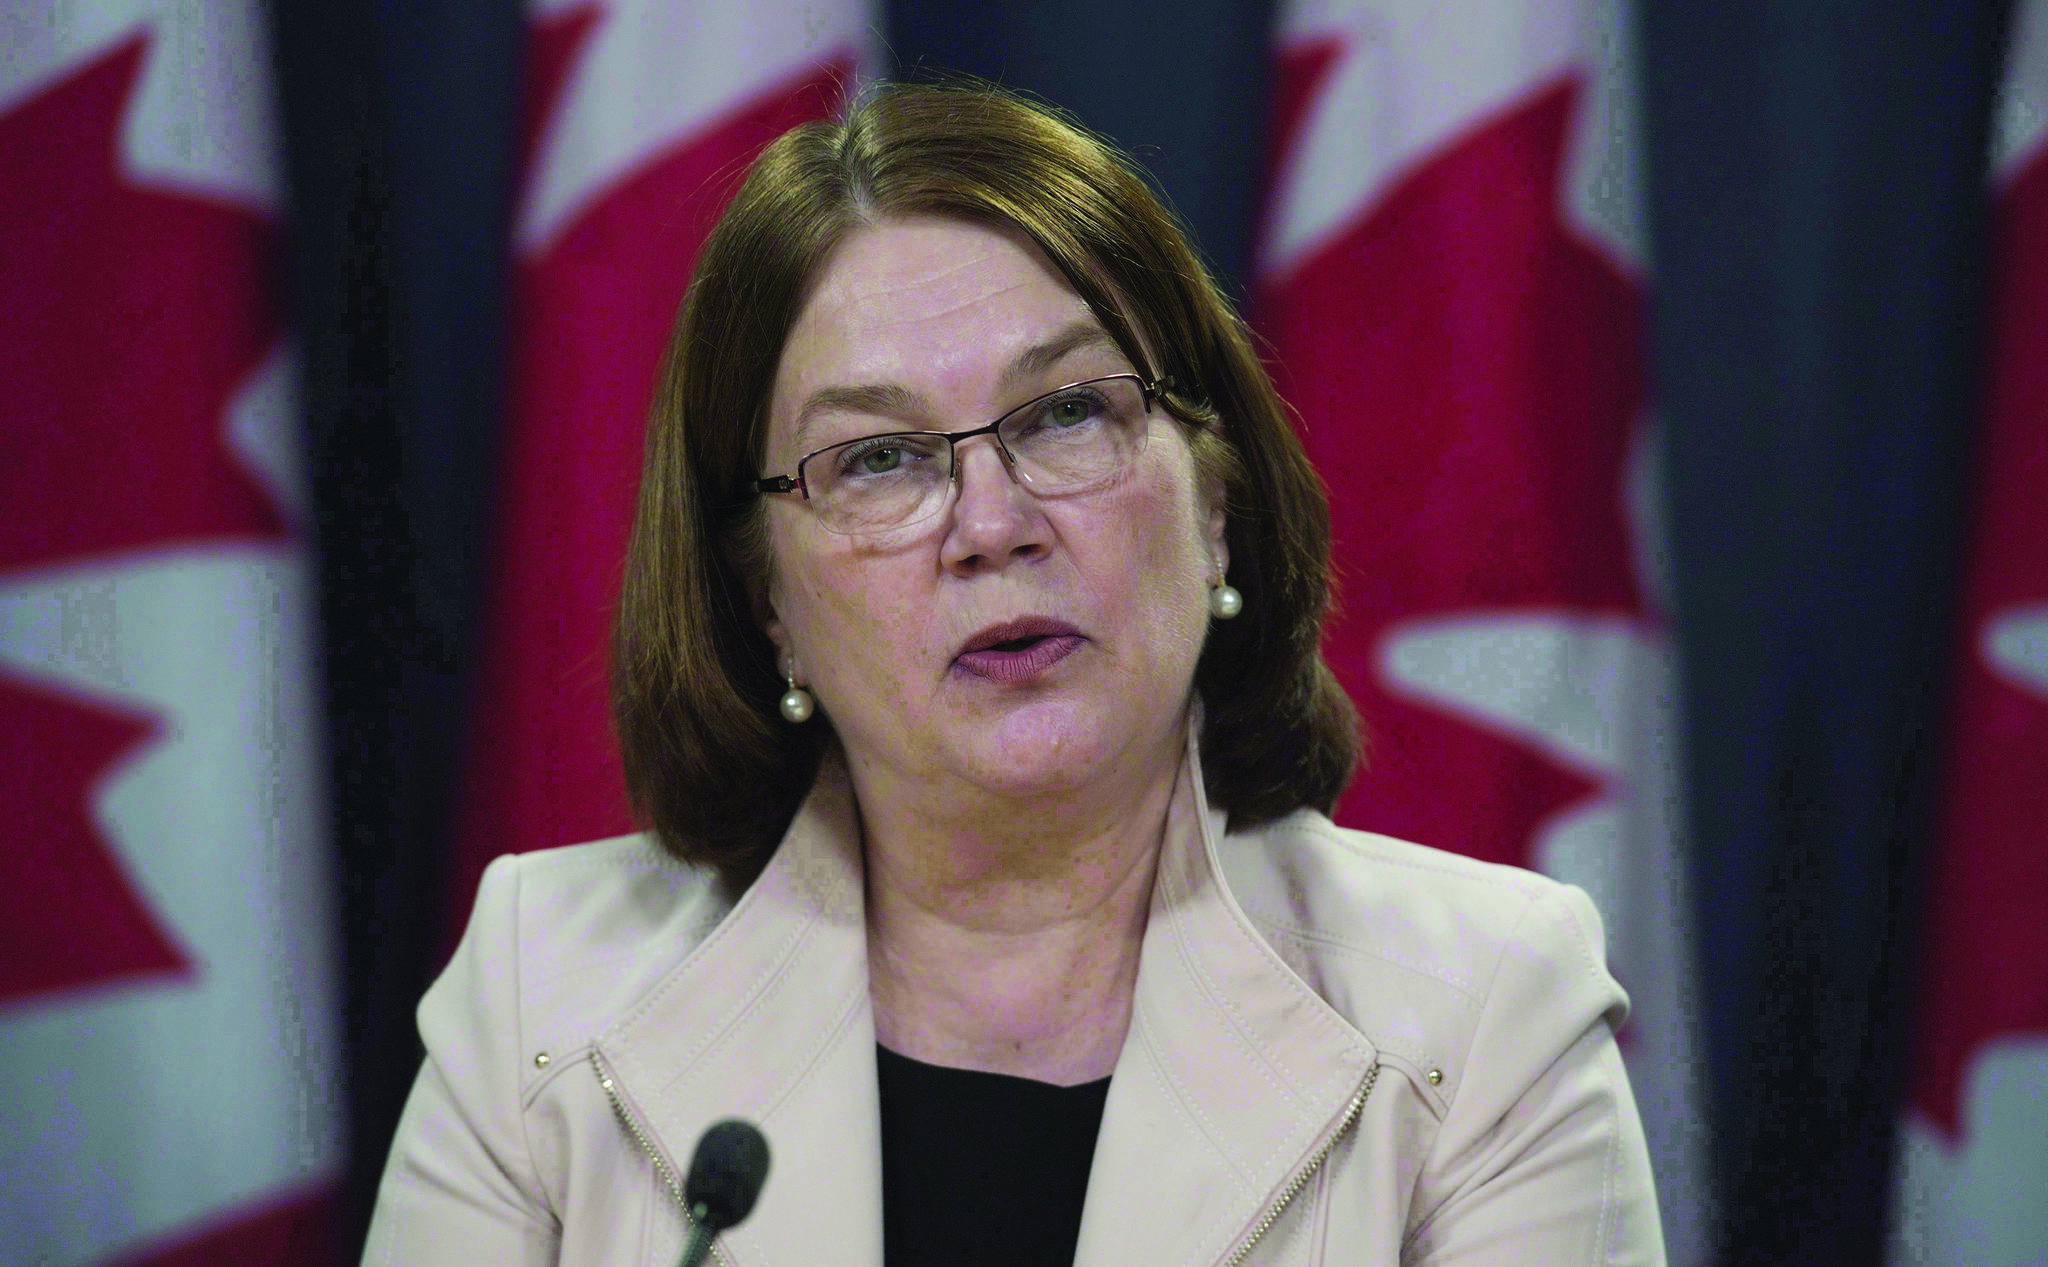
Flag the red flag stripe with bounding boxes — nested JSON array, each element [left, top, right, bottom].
[[443, 4, 861, 954]]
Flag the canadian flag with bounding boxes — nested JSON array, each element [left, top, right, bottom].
[[443, 0, 874, 946], [1254, 0, 1708, 1260], [0, 4, 342, 1264], [1888, 1, 2048, 1261]]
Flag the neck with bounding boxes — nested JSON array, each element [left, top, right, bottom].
[[854, 720, 1185, 1086]]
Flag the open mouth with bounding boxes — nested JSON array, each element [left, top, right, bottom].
[[954, 619, 1084, 682]]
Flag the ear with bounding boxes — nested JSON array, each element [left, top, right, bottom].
[[724, 530, 786, 647], [1200, 468, 1229, 579], [759, 575, 788, 656]]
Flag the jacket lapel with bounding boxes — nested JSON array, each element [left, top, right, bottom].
[[1072, 733, 1381, 1267], [590, 728, 1377, 1267], [593, 752, 884, 1267]]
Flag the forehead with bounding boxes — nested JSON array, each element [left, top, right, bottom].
[[768, 217, 1110, 430]]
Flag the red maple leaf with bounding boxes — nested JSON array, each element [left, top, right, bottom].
[[0, 36, 286, 1004], [0, 671, 185, 1001], [1908, 140, 2048, 1140], [1254, 50, 1647, 868], [0, 36, 286, 572], [443, 5, 854, 948]]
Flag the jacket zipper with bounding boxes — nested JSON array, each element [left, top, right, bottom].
[[1221, 1060, 1380, 1267], [592, 1046, 730, 1267]]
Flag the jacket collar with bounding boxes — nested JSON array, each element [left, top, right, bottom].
[[593, 723, 1378, 1267]]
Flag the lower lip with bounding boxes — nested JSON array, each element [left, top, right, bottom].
[[953, 634, 1085, 682]]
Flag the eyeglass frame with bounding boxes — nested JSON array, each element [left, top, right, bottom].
[[751, 372, 1178, 531]]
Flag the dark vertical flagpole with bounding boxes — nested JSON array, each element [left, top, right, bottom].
[[1639, 0, 2010, 1258], [270, 0, 521, 1251], [885, 0, 1276, 297]]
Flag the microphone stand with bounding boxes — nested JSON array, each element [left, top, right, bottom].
[[677, 1202, 719, 1267]]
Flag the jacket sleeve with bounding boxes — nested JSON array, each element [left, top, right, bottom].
[[1404, 884, 1667, 1266], [362, 855, 562, 1266]]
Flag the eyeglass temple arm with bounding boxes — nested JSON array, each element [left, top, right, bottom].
[[754, 475, 801, 494]]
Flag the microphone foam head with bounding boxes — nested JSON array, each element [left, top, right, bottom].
[[685, 1119, 771, 1232]]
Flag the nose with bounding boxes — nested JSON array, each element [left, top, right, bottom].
[[938, 434, 1052, 573]]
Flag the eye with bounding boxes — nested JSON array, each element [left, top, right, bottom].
[[831, 434, 941, 481], [1020, 388, 1110, 436], [856, 445, 904, 474], [1046, 395, 1098, 427]]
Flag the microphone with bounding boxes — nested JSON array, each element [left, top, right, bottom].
[[677, 1119, 771, 1267]]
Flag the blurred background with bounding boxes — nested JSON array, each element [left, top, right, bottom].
[[2, 0, 2042, 1262]]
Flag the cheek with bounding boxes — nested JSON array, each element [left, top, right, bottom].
[[781, 559, 872, 650], [769, 522, 850, 654], [1086, 473, 1213, 636], [771, 527, 934, 685]]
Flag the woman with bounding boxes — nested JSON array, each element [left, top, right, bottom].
[[366, 84, 1664, 1265]]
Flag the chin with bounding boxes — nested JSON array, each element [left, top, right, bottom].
[[945, 694, 1171, 797]]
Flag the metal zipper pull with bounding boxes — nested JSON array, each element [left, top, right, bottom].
[[1222, 1061, 1380, 1267], [592, 1047, 732, 1267]]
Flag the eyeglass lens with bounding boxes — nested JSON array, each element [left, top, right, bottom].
[[801, 376, 1153, 533]]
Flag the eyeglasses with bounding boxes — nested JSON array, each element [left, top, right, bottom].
[[753, 373, 1175, 535]]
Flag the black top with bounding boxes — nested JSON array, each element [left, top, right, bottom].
[[876, 1044, 1111, 1267]]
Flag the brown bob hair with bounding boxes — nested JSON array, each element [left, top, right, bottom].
[[612, 81, 1358, 876]]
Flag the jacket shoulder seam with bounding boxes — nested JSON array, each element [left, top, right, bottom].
[[1240, 908, 1489, 1003], [512, 836, 691, 876], [1276, 816, 1558, 898], [1459, 888, 1549, 1076], [519, 1041, 595, 1108], [508, 855, 561, 1217], [1399, 886, 1565, 1250]]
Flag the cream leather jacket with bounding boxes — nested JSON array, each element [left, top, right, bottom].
[[365, 730, 1666, 1265]]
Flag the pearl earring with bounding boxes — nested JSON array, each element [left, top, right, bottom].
[[779, 665, 815, 724], [1209, 578, 1243, 620]]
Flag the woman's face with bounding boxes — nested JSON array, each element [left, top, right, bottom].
[[759, 215, 1226, 802]]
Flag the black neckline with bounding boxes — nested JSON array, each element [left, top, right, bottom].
[[875, 1042, 1114, 1094]]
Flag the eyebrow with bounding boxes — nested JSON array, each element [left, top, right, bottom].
[[999, 320, 1122, 389], [789, 319, 1126, 452]]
